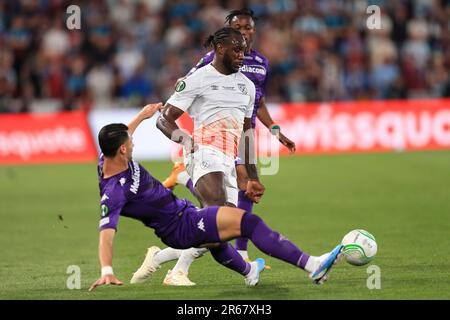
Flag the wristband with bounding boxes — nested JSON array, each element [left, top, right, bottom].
[[101, 266, 114, 277], [270, 124, 281, 136]]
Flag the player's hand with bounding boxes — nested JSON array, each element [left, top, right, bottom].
[[88, 274, 123, 292], [245, 180, 265, 203], [139, 103, 164, 120], [278, 133, 296, 154]]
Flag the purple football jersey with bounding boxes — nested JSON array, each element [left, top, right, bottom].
[[97, 155, 194, 240], [187, 49, 269, 128]]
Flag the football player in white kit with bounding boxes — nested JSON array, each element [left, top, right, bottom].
[[158, 26, 264, 207], [130, 27, 265, 286]]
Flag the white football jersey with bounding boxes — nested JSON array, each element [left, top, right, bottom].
[[167, 63, 256, 157]]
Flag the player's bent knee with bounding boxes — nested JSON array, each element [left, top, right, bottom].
[[240, 212, 263, 238]]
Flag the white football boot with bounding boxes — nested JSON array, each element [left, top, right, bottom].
[[310, 244, 344, 285], [130, 246, 161, 284], [244, 258, 266, 286], [163, 269, 196, 286]]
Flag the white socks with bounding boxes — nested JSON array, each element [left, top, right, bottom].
[[304, 253, 329, 273], [153, 247, 183, 266], [153, 247, 208, 273], [304, 255, 320, 274], [172, 248, 208, 274], [237, 250, 249, 260]]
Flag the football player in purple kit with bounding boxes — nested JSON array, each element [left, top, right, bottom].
[[148, 8, 297, 286], [88, 104, 343, 291]]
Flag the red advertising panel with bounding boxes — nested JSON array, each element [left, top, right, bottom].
[[269, 99, 450, 155], [0, 111, 97, 164], [178, 99, 450, 156]]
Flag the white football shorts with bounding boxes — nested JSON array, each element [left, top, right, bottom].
[[184, 145, 238, 206]]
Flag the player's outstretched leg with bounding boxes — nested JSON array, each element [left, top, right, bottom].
[[209, 242, 266, 286], [212, 207, 343, 285], [163, 247, 208, 286], [238, 212, 344, 285]]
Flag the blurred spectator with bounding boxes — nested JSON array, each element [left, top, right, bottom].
[[198, 0, 227, 31], [343, 60, 370, 100], [427, 52, 449, 98], [402, 17, 431, 69], [87, 63, 114, 103], [42, 17, 70, 60], [114, 33, 144, 80], [45, 61, 65, 99], [320, 53, 345, 101], [0, 50, 17, 113], [7, 15, 32, 77], [120, 63, 154, 106], [1, 0, 449, 113], [164, 17, 191, 50], [108, 0, 135, 26], [370, 56, 400, 99], [366, 15, 397, 70], [66, 55, 87, 97]]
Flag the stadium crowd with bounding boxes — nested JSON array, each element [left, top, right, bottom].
[[0, 0, 449, 113]]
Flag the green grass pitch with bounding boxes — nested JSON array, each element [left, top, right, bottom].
[[1, 151, 450, 299]]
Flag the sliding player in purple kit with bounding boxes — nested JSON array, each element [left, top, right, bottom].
[[88, 104, 343, 291]]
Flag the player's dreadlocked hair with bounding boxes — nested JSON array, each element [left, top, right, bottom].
[[203, 27, 243, 49], [98, 123, 129, 157], [225, 8, 258, 25]]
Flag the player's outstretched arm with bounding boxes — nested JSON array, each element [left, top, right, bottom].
[[89, 229, 123, 291], [256, 97, 296, 154], [127, 102, 164, 136]]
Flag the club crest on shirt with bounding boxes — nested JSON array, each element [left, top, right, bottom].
[[200, 160, 210, 169], [238, 83, 248, 94]]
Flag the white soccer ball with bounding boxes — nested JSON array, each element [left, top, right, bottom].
[[341, 229, 377, 266]]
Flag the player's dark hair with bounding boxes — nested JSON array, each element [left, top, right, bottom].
[[225, 8, 258, 25], [203, 27, 243, 48], [98, 123, 129, 157]]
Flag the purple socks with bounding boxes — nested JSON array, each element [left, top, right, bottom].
[[209, 242, 251, 276], [240, 212, 310, 269], [235, 190, 253, 251]]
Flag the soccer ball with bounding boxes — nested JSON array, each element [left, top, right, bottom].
[[341, 229, 377, 266]]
